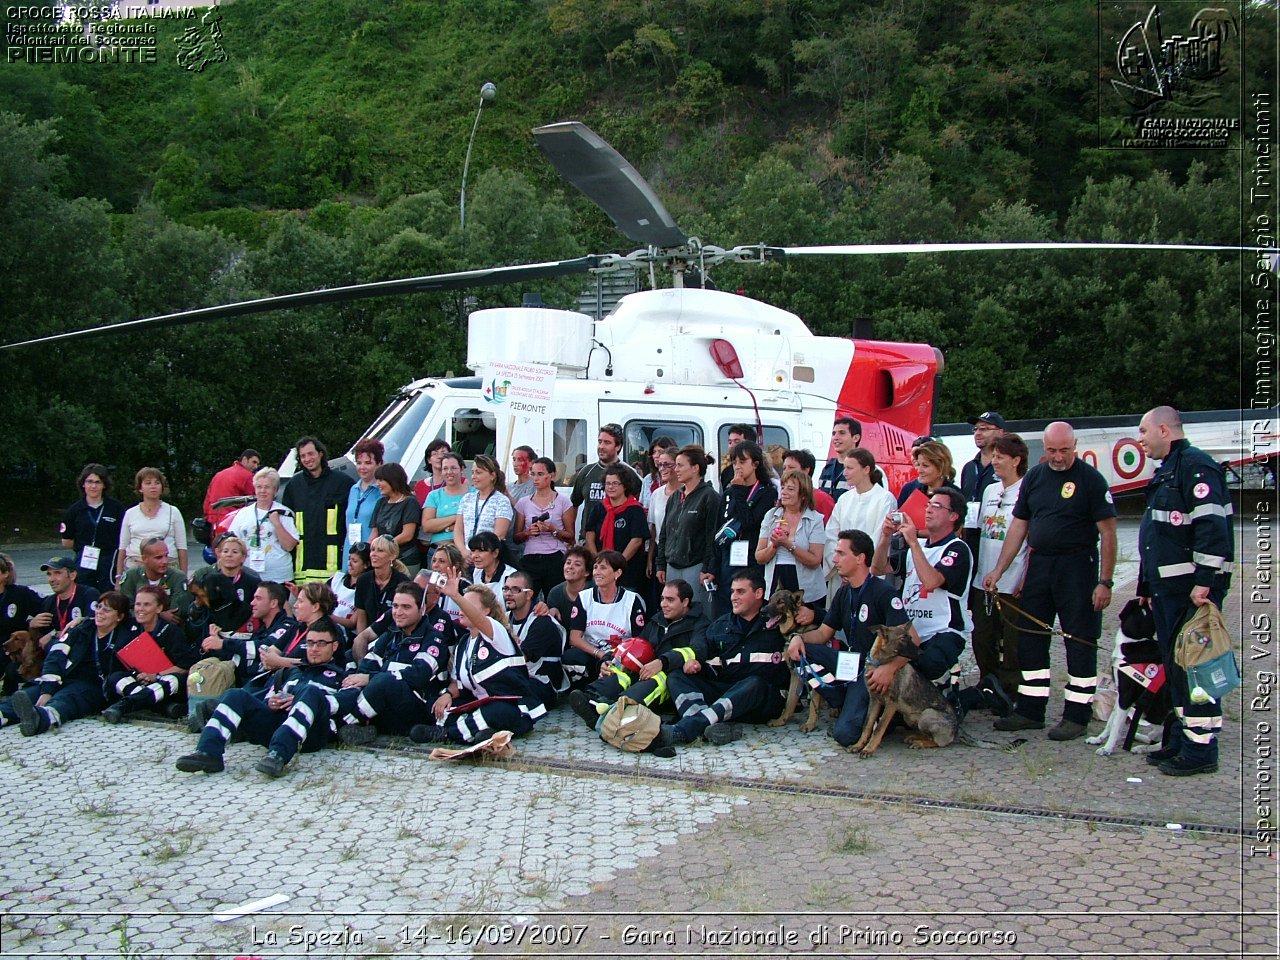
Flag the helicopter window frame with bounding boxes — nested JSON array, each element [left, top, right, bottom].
[[621, 420, 703, 475], [552, 418, 589, 487], [716, 424, 793, 479]]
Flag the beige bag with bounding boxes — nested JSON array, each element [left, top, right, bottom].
[[599, 696, 661, 752], [428, 730, 516, 761], [186, 657, 237, 700]]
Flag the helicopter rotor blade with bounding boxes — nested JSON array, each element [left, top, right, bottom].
[[533, 121, 687, 249], [0, 256, 606, 351], [767, 241, 1274, 257]]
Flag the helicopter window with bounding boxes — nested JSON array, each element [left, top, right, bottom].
[[451, 408, 497, 462], [367, 391, 435, 467], [552, 418, 589, 486], [717, 424, 792, 478], [622, 421, 703, 474]]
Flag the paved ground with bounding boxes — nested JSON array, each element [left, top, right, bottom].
[[0, 513, 1274, 958]]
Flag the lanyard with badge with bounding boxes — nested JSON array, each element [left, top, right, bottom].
[[249, 507, 271, 572], [835, 578, 870, 682], [727, 482, 761, 568], [80, 503, 104, 572], [55, 587, 80, 632], [349, 484, 374, 546]]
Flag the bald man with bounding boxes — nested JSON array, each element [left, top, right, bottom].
[[985, 422, 1117, 740], [1136, 405, 1233, 776]]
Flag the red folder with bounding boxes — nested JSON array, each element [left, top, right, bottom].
[[445, 695, 520, 715], [900, 487, 930, 531], [115, 632, 176, 674]]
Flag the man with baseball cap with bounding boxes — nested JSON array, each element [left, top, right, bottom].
[[961, 412, 1007, 544], [30, 557, 99, 646]]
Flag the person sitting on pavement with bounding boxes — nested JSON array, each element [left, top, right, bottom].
[[353, 534, 411, 641], [0, 552, 42, 695], [542, 545, 592, 628], [102, 585, 199, 723], [654, 569, 787, 750], [330, 541, 370, 634], [227, 467, 299, 584], [1, 591, 131, 736], [563, 550, 646, 690], [60, 463, 124, 593], [324, 581, 453, 748], [199, 581, 299, 685], [870, 486, 973, 707], [786, 530, 909, 748], [468, 531, 518, 597], [176, 616, 350, 776], [29, 556, 100, 649], [568, 577, 708, 728], [502, 570, 567, 711], [409, 578, 547, 745], [116, 467, 189, 579], [118, 538, 190, 625]]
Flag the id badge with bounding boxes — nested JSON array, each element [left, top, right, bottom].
[[248, 549, 267, 572], [80, 545, 101, 570], [729, 540, 750, 567], [964, 501, 981, 529], [835, 651, 862, 682], [348, 523, 363, 546]]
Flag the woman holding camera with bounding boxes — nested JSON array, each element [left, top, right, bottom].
[[709, 440, 777, 618], [513, 456, 574, 600]]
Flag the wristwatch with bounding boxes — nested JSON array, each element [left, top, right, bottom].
[[1097, 579, 1114, 588]]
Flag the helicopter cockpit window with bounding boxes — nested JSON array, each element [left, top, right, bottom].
[[552, 418, 588, 487], [367, 391, 435, 468], [623, 421, 703, 474], [452, 408, 496, 462], [717, 424, 792, 478]]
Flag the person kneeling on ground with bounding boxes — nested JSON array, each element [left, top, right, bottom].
[[654, 570, 787, 751], [176, 617, 350, 775], [568, 577, 708, 729], [409, 578, 546, 745], [0, 591, 131, 736], [786, 530, 909, 747]]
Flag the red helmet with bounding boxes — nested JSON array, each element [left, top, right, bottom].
[[613, 637, 655, 672]]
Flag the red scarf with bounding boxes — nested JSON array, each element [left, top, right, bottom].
[[600, 496, 641, 551]]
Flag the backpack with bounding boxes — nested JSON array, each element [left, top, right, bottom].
[[1174, 602, 1241, 701], [187, 656, 237, 700], [599, 696, 661, 752]]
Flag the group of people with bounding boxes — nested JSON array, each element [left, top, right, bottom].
[[0, 405, 1233, 779]]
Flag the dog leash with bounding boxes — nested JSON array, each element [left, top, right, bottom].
[[990, 593, 1104, 651]]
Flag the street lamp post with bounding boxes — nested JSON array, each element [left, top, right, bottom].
[[459, 81, 497, 247]]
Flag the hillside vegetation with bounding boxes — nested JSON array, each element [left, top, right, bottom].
[[0, 0, 1266, 493]]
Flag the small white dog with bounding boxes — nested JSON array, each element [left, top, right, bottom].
[[1087, 599, 1168, 757]]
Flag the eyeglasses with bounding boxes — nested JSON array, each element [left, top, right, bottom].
[[501, 586, 531, 593], [84, 478, 104, 485], [656, 461, 674, 469], [307, 637, 338, 646]]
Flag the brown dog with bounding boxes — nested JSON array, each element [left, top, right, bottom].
[[4, 630, 45, 683], [847, 622, 958, 756], [765, 589, 826, 733]]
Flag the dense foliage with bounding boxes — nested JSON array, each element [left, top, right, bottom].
[[0, 0, 1269, 498]]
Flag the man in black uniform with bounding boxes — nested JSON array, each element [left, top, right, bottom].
[[1137, 405, 1234, 776], [790, 529, 909, 748], [29, 557, 99, 648], [985, 422, 1117, 740], [655, 570, 787, 749], [199, 581, 298, 688], [817, 417, 862, 501], [503, 570, 568, 710], [282, 436, 354, 585]]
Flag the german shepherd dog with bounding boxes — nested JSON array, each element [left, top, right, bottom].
[[765, 589, 827, 733], [848, 622, 958, 756]]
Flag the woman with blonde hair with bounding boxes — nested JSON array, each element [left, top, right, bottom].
[[353, 534, 410, 636], [116, 467, 188, 579], [408, 572, 545, 745]]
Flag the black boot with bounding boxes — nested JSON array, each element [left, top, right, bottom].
[[102, 697, 141, 724]]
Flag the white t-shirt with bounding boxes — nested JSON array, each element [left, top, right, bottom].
[[823, 483, 897, 577], [120, 502, 188, 567], [648, 484, 678, 549], [975, 478, 1028, 594], [229, 501, 299, 583], [903, 534, 973, 642], [458, 489, 515, 544]]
